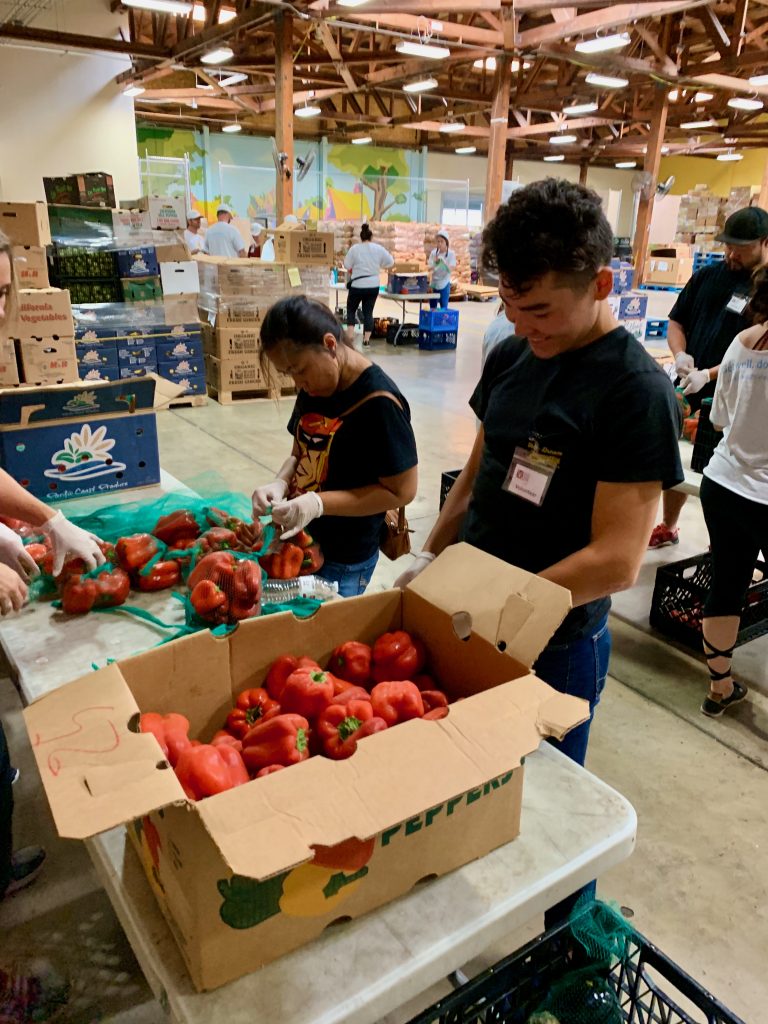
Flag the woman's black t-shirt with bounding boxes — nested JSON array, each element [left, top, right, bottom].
[[287, 364, 418, 565]]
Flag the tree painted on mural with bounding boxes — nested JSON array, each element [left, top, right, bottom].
[[328, 145, 411, 220]]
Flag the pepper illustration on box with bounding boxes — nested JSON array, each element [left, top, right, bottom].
[[43, 423, 127, 482]]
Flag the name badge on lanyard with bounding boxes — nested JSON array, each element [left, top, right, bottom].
[[726, 293, 748, 314], [503, 446, 556, 506]]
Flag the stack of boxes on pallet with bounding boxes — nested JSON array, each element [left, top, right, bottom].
[[608, 261, 649, 344], [0, 201, 79, 387], [675, 185, 758, 253]]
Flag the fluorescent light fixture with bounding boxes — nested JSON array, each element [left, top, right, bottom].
[[563, 101, 598, 115], [490, 116, 508, 125], [585, 72, 628, 89], [693, 91, 713, 102], [473, 57, 496, 71], [201, 46, 234, 64], [123, 85, 145, 97], [396, 40, 451, 60], [337, 0, 370, 6], [575, 32, 630, 54], [222, 123, 242, 133], [352, 136, 372, 145], [680, 119, 717, 129], [455, 145, 476, 154], [124, 0, 193, 13], [295, 104, 322, 118], [728, 97, 763, 111], [615, 161, 636, 168], [218, 72, 248, 87], [550, 133, 577, 144], [192, 3, 236, 20], [668, 89, 679, 101], [403, 77, 438, 93], [749, 74, 768, 87], [544, 154, 565, 162], [717, 151, 743, 161], [439, 121, 465, 133]]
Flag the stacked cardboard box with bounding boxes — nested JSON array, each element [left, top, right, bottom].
[[2, 288, 78, 387], [676, 186, 760, 253], [43, 172, 115, 209]]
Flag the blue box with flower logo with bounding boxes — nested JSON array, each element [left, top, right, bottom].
[[0, 379, 160, 502]]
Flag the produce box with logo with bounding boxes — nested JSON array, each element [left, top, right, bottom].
[[23, 545, 586, 990], [0, 378, 160, 501], [2, 288, 73, 341], [11, 246, 49, 289]]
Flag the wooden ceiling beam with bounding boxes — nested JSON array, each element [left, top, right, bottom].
[[343, 12, 503, 48], [731, 0, 750, 55], [682, 46, 768, 74], [0, 20, 167, 59], [697, 5, 733, 55], [517, 0, 712, 48], [633, 22, 678, 75], [315, 22, 358, 92]]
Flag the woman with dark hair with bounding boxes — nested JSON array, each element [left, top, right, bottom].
[[252, 295, 418, 596], [427, 230, 456, 309], [698, 265, 768, 718], [343, 224, 394, 346]]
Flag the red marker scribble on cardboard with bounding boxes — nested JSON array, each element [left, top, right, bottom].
[[32, 705, 121, 777]]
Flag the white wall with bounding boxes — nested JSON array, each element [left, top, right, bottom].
[[0, 2, 140, 202]]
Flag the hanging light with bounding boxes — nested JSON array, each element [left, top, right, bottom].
[[749, 74, 768, 86], [544, 155, 565, 162], [403, 78, 438, 93], [717, 151, 743, 161], [124, 0, 193, 13], [218, 72, 248, 87], [352, 136, 372, 145], [575, 32, 631, 54], [222, 123, 242, 133], [337, 0, 370, 6], [455, 145, 477, 154], [563, 101, 598, 115], [201, 46, 234, 64], [440, 121, 466, 133], [680, 119, 717, 129], [693, 92, 713, 102], [585, 72, 628, 88], [395, 40, 451, 59], [550, 134, 577, 144], [123, 85, 145, 97], [728, 97, 763, 111], [473, 57, 530, 72], [295, 104, 322, 118], [615, 161, 636, 168], [668, 89, 679, 100]]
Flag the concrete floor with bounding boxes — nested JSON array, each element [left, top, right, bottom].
[[1, 294, 766, 1023]]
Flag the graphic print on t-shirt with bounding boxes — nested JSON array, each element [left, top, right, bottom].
[[290, 412, 344, 496]]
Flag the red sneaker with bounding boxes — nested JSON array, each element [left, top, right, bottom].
[[648, 523, 680, 549]]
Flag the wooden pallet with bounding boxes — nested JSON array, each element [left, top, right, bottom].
[[463, 284, 499, 301], [163, 393, 208, 409], [208, 384, 297, 405]]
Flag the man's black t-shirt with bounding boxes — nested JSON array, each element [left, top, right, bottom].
[[669, 261, 753, 372], [287, 364, 417, 565], [465, 328, 683, 644]]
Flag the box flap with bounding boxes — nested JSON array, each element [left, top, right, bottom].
[[194, 675, 588, 879], [407, 543, 571, 667], [23, 665, 186, 839], [148, 372, 186, 407]]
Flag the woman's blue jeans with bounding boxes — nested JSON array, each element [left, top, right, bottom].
[[317, 551, 379, 598]]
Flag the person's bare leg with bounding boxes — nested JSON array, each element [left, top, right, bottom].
[[702, 615, 740, 698], [663, 489, 687, 529]]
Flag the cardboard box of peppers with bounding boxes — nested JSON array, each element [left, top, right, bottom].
[[139, 631, 451, 801], [15, 506, 325, 623]]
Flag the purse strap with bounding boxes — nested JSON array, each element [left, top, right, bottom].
[[339, 390, 408, 526]]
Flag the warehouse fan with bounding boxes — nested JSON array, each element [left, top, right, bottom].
[[296, 151, 316, 181], [271, 138, 291, 180]]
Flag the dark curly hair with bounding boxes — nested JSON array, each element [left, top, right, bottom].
[[748, 264, 768, 323], [482, 178, 614, 294]]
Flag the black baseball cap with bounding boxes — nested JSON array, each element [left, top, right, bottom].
[[716, 206, 768, 245]]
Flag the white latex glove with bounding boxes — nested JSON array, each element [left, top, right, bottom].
[[674, 351, 695, 376], [271, 492, 324, 540], [0, 563, 27, 616], [393, 551, 436, 590], [0, 523, 39, 582], [252, 479, 290, 517], [41, 511, 105, 576], [682, 368, 710, 396]]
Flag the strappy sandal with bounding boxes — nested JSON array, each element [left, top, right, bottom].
[[700, 637, 748, 718]]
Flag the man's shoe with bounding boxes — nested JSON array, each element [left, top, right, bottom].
[[648, 523, 680, 549], [701, 681, 748, 718], [4, 847, 45, 898]]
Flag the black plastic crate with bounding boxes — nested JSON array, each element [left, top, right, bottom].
[[691, 398, 720, 473], [387, 323, 420, 346], [408, 917, 745, 1024], [50, 245, 118, 281], [440, 469, 460, 510], [61, 278, 123, 304], [650, 552, 768, 651]]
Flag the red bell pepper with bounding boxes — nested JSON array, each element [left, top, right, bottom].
[[264, 654, 299, 701], [152, 509, 200, 546], [140, 712, 192, 767], [370, 680, 425, 726], [116, 533, 160, 573], [60, 575, 99, 614], [372, 631, 426, 683], [187, 550, 236, 592], [260, 542, 304, 580], [256, 764, 284, 778], [280, 667, 335, 719], [423, 706, 449, 721], [137, 559, 181, 592], [347, 716, 388, 748], [211, 729, 242, 752], [24, 541, 53, 576], [298, 537, 324, 576], [190, 579, 228, 623], [241, 713, 310, 773], [327, 641, 372, 688], [198, 527, 238, 554], [229, 559, 262, 620], [332, 685, 371, 706], [94, 567, 131, 608], [412, 673, 438, 692], [226, 688, 280, 738], [175, 743, 249, 800], [316, 698, 375, 759], [60, 567, 130, 614], [420, 690, 449, 714]]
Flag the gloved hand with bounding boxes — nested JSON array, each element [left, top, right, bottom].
[[271, 492, 324, 540], [41, 511, 105, 576], [674, 351, 695, 376], [252, 479, 290, 517], [682, 368, 710, 396], [393, 551, 436, 590], [0, 563, 27, 616], [0, 523, 39, 582]]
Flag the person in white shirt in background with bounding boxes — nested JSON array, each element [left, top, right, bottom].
[[344, 224, 394, 346], [184, 211, 204, 254], [698, 264, 768, 719], [203, 204, 246, 258], [427, 230, 457, 310]]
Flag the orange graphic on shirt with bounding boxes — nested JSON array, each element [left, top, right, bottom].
[[290, 412, 344, 497]]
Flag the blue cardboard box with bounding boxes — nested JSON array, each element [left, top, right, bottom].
[[0, 378, 156, 423], [75, 325, 123, 342], [117, 344, 157, 367], [160, 371, 206, 396], [79, 364, 121, 382], [119, 365, 157, 379], [76, 339, 118, 365], [158, 359, 204, 380], [115, 247, 160, 279], [609, 291, 648, 320], [155, 335, 204, 362]]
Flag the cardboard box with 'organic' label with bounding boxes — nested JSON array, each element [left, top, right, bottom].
[[23, 545, 587, 991]]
